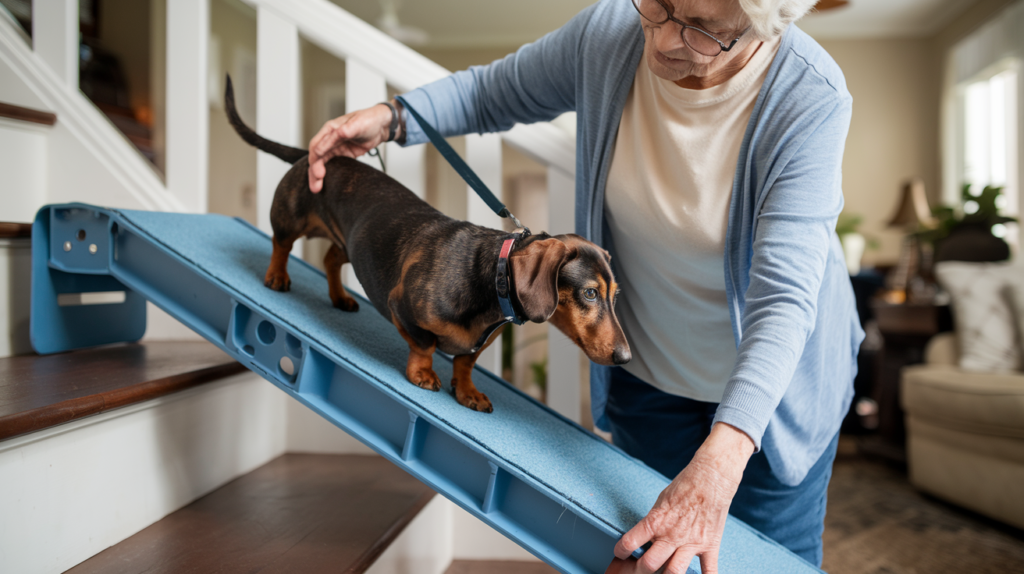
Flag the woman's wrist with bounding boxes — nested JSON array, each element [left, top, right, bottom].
[[389, 98, 406, 144], [692, 422, 755, 484]]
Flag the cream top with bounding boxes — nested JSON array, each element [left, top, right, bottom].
[[605, 37, 781, 401]]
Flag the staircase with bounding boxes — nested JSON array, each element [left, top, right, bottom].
[[0, 0, 579, 572]]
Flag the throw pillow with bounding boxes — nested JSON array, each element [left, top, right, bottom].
[[934, 261, 1022, 373], [1010, 282, 1024, 365]]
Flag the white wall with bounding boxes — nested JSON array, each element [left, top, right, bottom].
[[0, 118, 48, 223], [367, 495, 454, 574], [0, 373, 289, 574], [0, 236, 31, 357]]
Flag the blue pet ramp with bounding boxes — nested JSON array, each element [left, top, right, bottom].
[[30, 204, 822, 574]]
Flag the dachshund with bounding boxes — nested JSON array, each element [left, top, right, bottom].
[[225, 77, 630, 412]]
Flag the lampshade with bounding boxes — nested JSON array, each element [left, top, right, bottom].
[[887, 178, 935, 229]]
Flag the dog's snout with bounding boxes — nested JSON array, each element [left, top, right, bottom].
[[612, 346, 631, 365]]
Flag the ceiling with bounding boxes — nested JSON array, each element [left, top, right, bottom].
[[799, 0, 977, 38], [328, 0, 979, 48]]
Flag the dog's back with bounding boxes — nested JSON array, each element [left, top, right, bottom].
[[224, 75, 466, 318]]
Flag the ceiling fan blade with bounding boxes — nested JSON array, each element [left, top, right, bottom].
[[814, 0, 850, 11]]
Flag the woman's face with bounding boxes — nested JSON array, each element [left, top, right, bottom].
[[639, 0, 755, 86]]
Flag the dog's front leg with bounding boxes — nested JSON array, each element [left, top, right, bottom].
[[390, 315, 443, 392], [452, 353, 493, 413]]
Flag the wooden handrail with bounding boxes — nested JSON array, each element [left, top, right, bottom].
[[0, 222, 32, 238], [242, 0, 575, 176], [0, 102, 57, 126]]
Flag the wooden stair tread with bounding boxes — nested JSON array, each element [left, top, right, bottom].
[[67, 454, 436, 574], [0, 222, 32, 238], [0, 341, 245, 440], [445, 560, 558, 574]]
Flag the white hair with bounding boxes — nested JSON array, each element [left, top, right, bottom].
[[737, 0, 818, 40]]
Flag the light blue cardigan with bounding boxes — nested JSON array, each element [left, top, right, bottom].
[[398, 0, 864, 486]]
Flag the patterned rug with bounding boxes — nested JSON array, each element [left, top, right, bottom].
[[823, 444, 1024, 574]]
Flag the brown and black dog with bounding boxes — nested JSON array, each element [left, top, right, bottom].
[[225, 78, 630, 412]]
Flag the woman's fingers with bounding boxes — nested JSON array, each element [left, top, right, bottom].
[[697, 547, 719, 574], [307, 104, 393, 192], [309, 158, 327, 192], [664, 548, 699, 574], [636, 540, 675, 574], [613, 517, 655, 560]]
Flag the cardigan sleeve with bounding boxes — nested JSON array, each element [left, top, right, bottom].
[[712, 94, 853, 451], [396, 4, 595, 144]]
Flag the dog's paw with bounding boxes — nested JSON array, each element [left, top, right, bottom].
[[408, 368, 442, 392], [332, 296, 360, 312], [264, 272, 291, 292], [454, 383, 493, 413]]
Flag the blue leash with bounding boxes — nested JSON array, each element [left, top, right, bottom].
[[395, 96, 529, 233]]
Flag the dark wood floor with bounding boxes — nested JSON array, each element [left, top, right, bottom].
[[823, 446, 1024, 574]]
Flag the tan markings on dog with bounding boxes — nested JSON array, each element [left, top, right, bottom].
[[391, 312, 442, 392], [420, 315, 477, 354], [387, 248, 424, 309], [596, 275, 608, 300], [452, 352, 494, 413], [549, 285, 618, 365], [324, 243, 359, 312], [264, 236, 294, 291]]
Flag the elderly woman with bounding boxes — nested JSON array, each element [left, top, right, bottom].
[[307, 0, 864, 571]]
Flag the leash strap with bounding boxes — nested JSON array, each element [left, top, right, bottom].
[[395, 96, 528, 231]]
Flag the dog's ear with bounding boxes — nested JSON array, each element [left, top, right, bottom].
[[510, 238, 572, 323]]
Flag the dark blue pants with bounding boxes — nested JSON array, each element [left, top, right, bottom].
[[604, 366, 838, 567]]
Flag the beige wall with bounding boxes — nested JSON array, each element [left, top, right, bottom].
[[810, 0, 1018, 265], [815, 38, 939, 265]]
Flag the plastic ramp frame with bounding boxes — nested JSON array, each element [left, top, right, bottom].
[[30, 204, 822, 574]]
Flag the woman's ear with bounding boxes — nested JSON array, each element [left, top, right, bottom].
[[510, 238, 571, 323]]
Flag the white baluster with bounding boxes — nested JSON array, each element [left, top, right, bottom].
[[345, 60, 388, 167], [32, 0, 77, 87], [165, 0, 210, 214], [339, 59, 388, 296], [466, 132, 504, 376], [546, 166, 580, 422], [255, 6, 300, 238], [386, 142, 426, 199]]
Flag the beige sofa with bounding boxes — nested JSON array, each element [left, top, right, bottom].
[[901, 332, 1024, 529]]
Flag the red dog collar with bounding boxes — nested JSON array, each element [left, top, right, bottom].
[[470, 228, 530, 353]]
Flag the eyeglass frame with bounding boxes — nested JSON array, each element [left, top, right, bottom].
[[631, 0, 751, 57]]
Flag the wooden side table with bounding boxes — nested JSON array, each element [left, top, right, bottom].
[[868, 300, 953, 459]]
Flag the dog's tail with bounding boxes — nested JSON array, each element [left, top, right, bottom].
[[224, 75, 308, 164]]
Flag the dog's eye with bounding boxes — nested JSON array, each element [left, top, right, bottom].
[[583, 288, 598, 302]]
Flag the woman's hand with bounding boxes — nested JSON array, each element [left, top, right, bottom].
[[606, 423, 754, 574], [307, 103, 396, 193]]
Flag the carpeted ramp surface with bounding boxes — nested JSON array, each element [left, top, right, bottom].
[[118, 209, 818, 574]]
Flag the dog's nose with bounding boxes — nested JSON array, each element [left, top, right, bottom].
[[612, 346, 631, 365]]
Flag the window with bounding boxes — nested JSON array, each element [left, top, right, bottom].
[[954, 62, 1020, 243]]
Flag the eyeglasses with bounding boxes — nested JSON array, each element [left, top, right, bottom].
[[631, 0, 750, 57]]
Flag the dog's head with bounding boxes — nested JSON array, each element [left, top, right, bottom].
[[510, 233, 631, 366]]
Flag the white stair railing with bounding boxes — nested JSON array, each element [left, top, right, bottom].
[[6, 0, 584, 424], [0, 5, 183, 214], [242, 0, 583, 424]]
